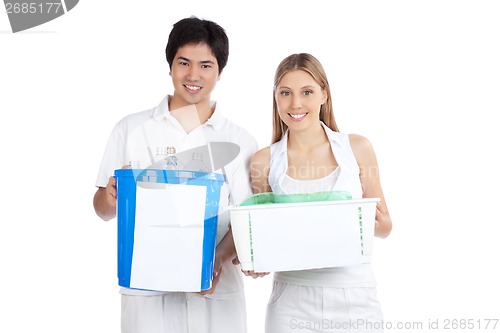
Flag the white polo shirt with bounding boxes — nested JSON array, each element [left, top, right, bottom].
[[95, 95, 258, 298]]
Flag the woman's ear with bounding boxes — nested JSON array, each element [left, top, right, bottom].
[[321, 89, 328, 104]]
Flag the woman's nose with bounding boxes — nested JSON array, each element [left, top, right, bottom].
[[291, 95, 302, 109]]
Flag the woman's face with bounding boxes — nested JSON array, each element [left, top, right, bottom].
[[274, 70, 326, 131]]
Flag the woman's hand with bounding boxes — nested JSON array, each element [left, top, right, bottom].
[[232, 256, 269, 279], [242, 270, 270, 279], [374, 200, 392, 238]]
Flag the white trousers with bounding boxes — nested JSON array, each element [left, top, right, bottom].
[[121, 292, 247, 333], [265, 281, 384, 333]]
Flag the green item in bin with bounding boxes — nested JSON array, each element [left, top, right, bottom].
[[240, 191, 352, 206]]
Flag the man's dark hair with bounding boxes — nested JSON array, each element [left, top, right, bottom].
[[165, 16, 229, 74]]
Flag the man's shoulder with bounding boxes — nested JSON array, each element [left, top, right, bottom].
[[210, 116, 258, 158], [115, 95, 167, 127], [119, 107, 155, 124], [112, 106, 157, 133], [217, 116, 255, 140]]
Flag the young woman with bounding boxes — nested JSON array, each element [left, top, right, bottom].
[[249, 53, 392, 332]]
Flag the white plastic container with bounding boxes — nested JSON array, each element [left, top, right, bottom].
[[228, 198, 379, 272]]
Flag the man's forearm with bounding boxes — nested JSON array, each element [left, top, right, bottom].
[[215, 225, 237, 263]]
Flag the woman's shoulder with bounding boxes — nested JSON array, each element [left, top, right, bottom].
[[348, 133, 376, 163], [251, 146, 271, 165], [348, 133, 373, 149]]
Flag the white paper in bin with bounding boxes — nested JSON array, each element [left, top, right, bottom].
[[229, 198, 379, 272], [115, 169, 225, 292], [130, 182, 206, 291]]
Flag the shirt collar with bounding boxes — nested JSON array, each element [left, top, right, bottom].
[[320, 121, 342, 146], [153, 95, 224, 130]]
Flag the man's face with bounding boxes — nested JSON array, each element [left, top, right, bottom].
[[169, 43, 221, 110]]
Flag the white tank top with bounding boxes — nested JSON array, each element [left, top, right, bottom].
[[269, 122, 376, 287]]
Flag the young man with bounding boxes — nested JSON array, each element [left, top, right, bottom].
[[93, 17, 257, 333]]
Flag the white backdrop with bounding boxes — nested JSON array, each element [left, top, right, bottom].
[[1, 1, 499, 332]]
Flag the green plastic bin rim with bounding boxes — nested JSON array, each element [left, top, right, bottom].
[[240, 191, 353, 206]]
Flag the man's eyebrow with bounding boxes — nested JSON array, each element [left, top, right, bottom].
[[176, 57, 215, 65], [200, 60, 216, 65]]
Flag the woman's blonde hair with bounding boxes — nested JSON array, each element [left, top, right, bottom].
[[272, 53, 339, 143]]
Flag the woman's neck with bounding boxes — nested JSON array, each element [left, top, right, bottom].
[[287, 123, 328, 151]]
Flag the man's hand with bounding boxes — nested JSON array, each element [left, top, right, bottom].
[[104, 176, 117, 203], [93, 176, 118, 221], [199, 255, 223, 295], [93, 165, 129, 221]]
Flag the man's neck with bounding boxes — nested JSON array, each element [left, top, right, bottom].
[[168, 96, 215, 133]]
